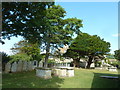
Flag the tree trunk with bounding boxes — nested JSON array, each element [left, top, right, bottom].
[[86, 55, 93, 69], [44, 42, 50, 68]]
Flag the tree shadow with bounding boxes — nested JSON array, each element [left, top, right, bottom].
[[91, 72, 119, 89], [2, 70, 64, 88]]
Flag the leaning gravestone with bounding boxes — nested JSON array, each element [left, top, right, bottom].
[[11, 62, 17, 73], [5, 62, 11, 73], [23, 61, 28, 71], [17, 60, 23, 72]]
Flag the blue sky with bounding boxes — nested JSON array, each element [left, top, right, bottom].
[[0, 2, 118, 55]]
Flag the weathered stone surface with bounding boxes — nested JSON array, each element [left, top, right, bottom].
[[5, 62, 11, 73], [23, 61, 28, 71], [67, 67, 74, 77], [53, 68, 61, 76], [28, 61, 33, 71], [17, 60, 23, 72], [11, 62, 17, 72], [36, 68, 52, 79], [90, 63, 95, 68], [57, 67, 67, 77], [108, 67, 117, 72], [38, 61, 43, 67]]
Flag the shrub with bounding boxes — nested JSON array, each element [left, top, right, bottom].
[[9, 53, 32, 63], [1, 52, 11, 71]]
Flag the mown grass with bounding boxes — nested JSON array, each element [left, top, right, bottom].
[[2, 69, 119, 88]]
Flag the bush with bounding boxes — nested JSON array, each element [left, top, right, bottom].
[[1, 52, 11, 71], [9, 53, 32, 63]]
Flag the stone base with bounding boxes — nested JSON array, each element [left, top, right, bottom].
[[59, 69, 67, 77], [36, 68, 52, 79], [108, 67, 117, 72], [67, 67, 74, 77], [53, 68, 61, 76]]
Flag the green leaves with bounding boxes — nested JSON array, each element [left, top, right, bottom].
[[114, 49, 120, 61], [65, 33, 111, 58], [10, 40, 41, 61]]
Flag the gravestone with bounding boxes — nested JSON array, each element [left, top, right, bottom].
[[32, 60, 38, 69], [67, 64, 70, 67], [11, 62, 17, 72], [28, 61, 33, 71], [5, 62, 11, 73], [38, 61, 43, 67], [90, 63, 95, 68], [23, 61, 28, 71], [17, 60, 23, 72], [65, 63, 67, 67]]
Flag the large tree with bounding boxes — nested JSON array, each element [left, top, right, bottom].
[[2, 2, 83, 68], [2, 2, 54, 44], [114, 49, 120, 61], [64, 33, 110, 68]]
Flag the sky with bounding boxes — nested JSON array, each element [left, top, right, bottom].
[[0, 2, 119, 55]]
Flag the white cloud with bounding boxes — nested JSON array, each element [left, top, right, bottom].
[[112, 33, 120, 37]]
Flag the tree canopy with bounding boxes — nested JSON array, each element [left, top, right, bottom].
[[11, 40, 41, 61], [114, 49, 120, 61], [2, 2, 54, 44], [2, 2, 83, 67], [64, 33, 111, 68]]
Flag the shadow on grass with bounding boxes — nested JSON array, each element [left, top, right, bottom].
[[2, 70, 64, 88], [91, 72, 119, 89]]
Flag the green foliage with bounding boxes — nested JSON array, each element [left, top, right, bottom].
[[114, 49, 120, 61], [48, 59, 55, 63], [2, 2, 83, 67], [9, 53, 32, 63], [106, 54, 115, 59], [11, 40, 41, 61], [70, 33, 110, 55], [2, 2, 54, 44], [64, 33, 111, 68]]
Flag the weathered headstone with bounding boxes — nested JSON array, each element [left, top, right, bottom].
[[28, 61, 33, 71], [38, 61, 43, 67], [67, 63, 70, 67], [17, 60, 23, 72], [11, 62, 17, 72], [23, 61, 28, 71], [90, 63, 95, 68], [5, 62, 11, 73], [65, 63, 67, 67]]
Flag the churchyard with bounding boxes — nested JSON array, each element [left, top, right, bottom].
[[2, 68, 119, 88], [1, 2, 120, 89], [2, 59, 120, 88]]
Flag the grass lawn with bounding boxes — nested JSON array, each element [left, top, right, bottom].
[[2, 69, 119, 88]]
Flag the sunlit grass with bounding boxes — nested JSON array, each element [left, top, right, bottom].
[[2, 69, 119, 88]]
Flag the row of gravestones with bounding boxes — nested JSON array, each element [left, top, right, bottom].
[[4, 60, 43, 73]]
